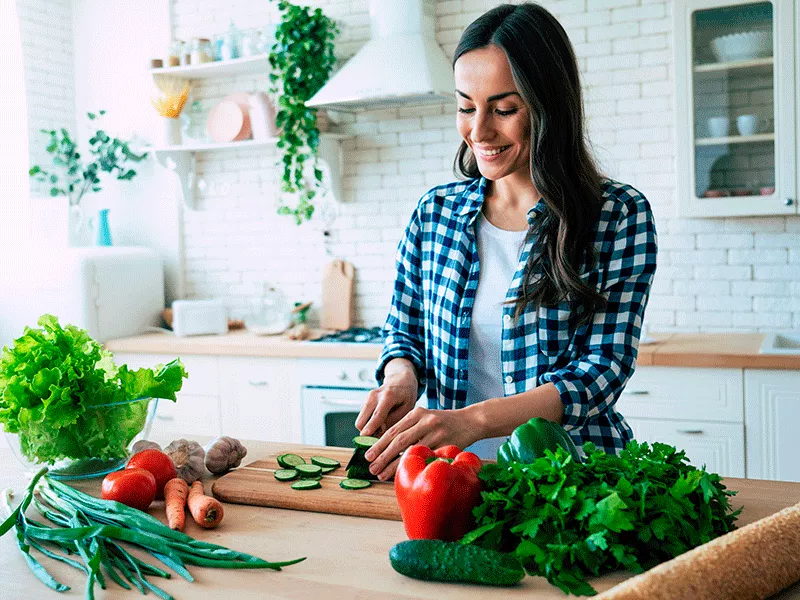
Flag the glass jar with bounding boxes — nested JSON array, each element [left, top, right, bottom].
[[240, 29, 261, 58], [220, 21, 241, 61], [190, 38, 214, 64], [181, 100, 208, 143], [258, 24, 278, 54], [167, 40, 184, 67], [245, 285, 292, 336]]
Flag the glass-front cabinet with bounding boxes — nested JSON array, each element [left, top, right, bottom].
[[675, 0, 797, 217]]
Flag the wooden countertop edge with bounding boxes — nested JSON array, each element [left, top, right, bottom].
[[105, 332, 800, 369]]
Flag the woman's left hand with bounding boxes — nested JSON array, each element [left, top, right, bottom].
[[363, 407, 482, 480]]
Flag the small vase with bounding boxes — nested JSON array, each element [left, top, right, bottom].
[[164, 117, 182, 146], [68, 204, 92, 247]]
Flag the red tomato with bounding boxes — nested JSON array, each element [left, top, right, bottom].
[[126, 449, 177, 499], [102, 468, 157, 511]]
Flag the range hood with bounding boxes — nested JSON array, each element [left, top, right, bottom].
[[306, 0, 455, 112]]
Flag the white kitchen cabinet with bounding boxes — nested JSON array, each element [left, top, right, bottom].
[[744, 369, 800, 482], [218, 356, 299, 443], [617, 366, 743, 422], [618, 366, 746, 477], [112, 352, 222, 439], [625, 417, 745, 478], [675, 0, 797, 216]]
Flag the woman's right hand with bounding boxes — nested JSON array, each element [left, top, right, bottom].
[[355, 359, 418, 438]]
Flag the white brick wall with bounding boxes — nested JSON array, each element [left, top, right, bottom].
[[18, 0, 789, 331], [17, 0, 77, 199]]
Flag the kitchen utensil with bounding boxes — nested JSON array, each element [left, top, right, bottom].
[[245, 285, 292, 335], [710, 30, 772, 62], [595, 501, 800, 599], [321, 259, 355, 330], [707, 116, 729, 138], [248, 92, 278, 140], [212, 443, 402, 520], [206, 100, 245, 143], [736, 114, 758, 136]]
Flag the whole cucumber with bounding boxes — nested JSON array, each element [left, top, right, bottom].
[[389, 539, 525, 587]]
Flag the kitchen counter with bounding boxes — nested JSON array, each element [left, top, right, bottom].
[[105, 331, 800, 369], [3, 440, 800, 599]]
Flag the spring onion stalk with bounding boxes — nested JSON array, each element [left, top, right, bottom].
[[0, 469, 306, 599]]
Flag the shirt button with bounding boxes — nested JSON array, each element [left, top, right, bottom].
[[505, 375, 513, 384], [503, 314, 511, 324]]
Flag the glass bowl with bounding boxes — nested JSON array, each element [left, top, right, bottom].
[[4, 396, 159, 480]]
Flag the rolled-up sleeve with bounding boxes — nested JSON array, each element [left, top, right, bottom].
[[538, 194, 658, 432], [376, 206, 427, 391]]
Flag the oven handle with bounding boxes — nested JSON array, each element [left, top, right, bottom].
[[320, 397, 365, 408]]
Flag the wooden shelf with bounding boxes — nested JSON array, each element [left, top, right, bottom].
[[693, 56, 773, 74], [150, 55, 271, 80], [695, 132, 775, 146]]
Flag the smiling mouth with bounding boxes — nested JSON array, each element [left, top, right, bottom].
[[477, 145, 511, 157]]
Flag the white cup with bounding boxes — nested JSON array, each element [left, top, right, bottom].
[[707, 116, 730, 138], [736, 114, 758, 136]]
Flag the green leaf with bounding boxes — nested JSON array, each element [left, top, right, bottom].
[[49, 188, 60, 197]]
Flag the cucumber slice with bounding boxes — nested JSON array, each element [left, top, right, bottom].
[[291, 480, 321, 490], [311, 456, 341, 469], [340, 478, 372, 490], [353, 435, 380, 449], [295, 464, 323, 478], [320, 466, 339, 474], [274, 469, 299, 481], [276, 453, 306, 469]]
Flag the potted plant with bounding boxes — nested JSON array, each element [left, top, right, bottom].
[[268, 0, 338, 224], [28, 110, 147, 245]]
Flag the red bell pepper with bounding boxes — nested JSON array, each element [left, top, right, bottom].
[[394, 444, 483, 542]]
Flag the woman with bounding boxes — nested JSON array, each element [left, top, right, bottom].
[[355, 2, 657, 480]]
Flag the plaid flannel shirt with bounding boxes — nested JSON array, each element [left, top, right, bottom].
[[377, 176, 658, 455]]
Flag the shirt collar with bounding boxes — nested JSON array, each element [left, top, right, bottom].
[[456, 177, 547, 225]]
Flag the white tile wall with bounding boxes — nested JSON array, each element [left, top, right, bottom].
[[20, 0, 800, 331], [17, 0, 77, 200]]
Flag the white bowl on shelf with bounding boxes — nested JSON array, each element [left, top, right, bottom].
[[710, 30, 772, 62]]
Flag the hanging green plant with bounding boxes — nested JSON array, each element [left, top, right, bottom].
[[268, 0, 338, 224]]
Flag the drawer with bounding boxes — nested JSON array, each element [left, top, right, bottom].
[[113, 353, 220, 397], [617, 366, 743, 422], [626, 417, 745, 478]]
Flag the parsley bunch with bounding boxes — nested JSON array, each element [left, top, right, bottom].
[[463, 441, 740, 595]]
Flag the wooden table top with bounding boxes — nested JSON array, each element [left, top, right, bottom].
[[3, 441, 800, 599]]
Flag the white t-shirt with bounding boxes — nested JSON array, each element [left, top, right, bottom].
[[464, 212, 528, 459]]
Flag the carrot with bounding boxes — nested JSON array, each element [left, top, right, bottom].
[[188, 480, 224, 529], [164, 477, 189, 531]]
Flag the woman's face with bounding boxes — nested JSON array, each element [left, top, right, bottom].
[[454, 45, 531, 182]]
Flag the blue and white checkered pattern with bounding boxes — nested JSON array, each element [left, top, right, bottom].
[[377, 176, 658, 456]]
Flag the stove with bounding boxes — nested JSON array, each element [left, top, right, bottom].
[[311, 326, 384, 344]]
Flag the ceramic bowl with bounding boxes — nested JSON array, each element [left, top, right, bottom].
[[711, 30, 772, 62]]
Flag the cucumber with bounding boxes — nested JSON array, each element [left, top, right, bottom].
[[295, 464, 322, 478], [353, 435, 380, 449], [311, 456, 341, 469], [273, 469, 299, 481], [277, 453, 306, 469], [389, 540, 525, 587], [291, 480, 321, 490], [320, 466, 339, 474], [340, 478, 371, 490]]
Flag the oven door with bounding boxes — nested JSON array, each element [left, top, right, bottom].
[[301, 386, 371, 447]]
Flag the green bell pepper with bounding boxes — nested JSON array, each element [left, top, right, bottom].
[[497, 417, 582, 465]]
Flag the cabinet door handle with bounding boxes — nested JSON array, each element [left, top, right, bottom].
[[358, 369, 374, 383], [320, 398, 364, 407], [622, 390, 650, 396], [677, 429, 704, 435], [248, 380, 269, 387]]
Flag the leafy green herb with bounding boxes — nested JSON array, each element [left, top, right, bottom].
[[462, 441, 740, 596], [0, 315, 187, 463]]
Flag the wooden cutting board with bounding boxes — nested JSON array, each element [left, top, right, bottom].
[[320, 259, 354, 331], [211, 442, 401, 521]]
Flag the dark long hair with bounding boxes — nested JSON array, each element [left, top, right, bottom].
[[453, 3, 606, 324]]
